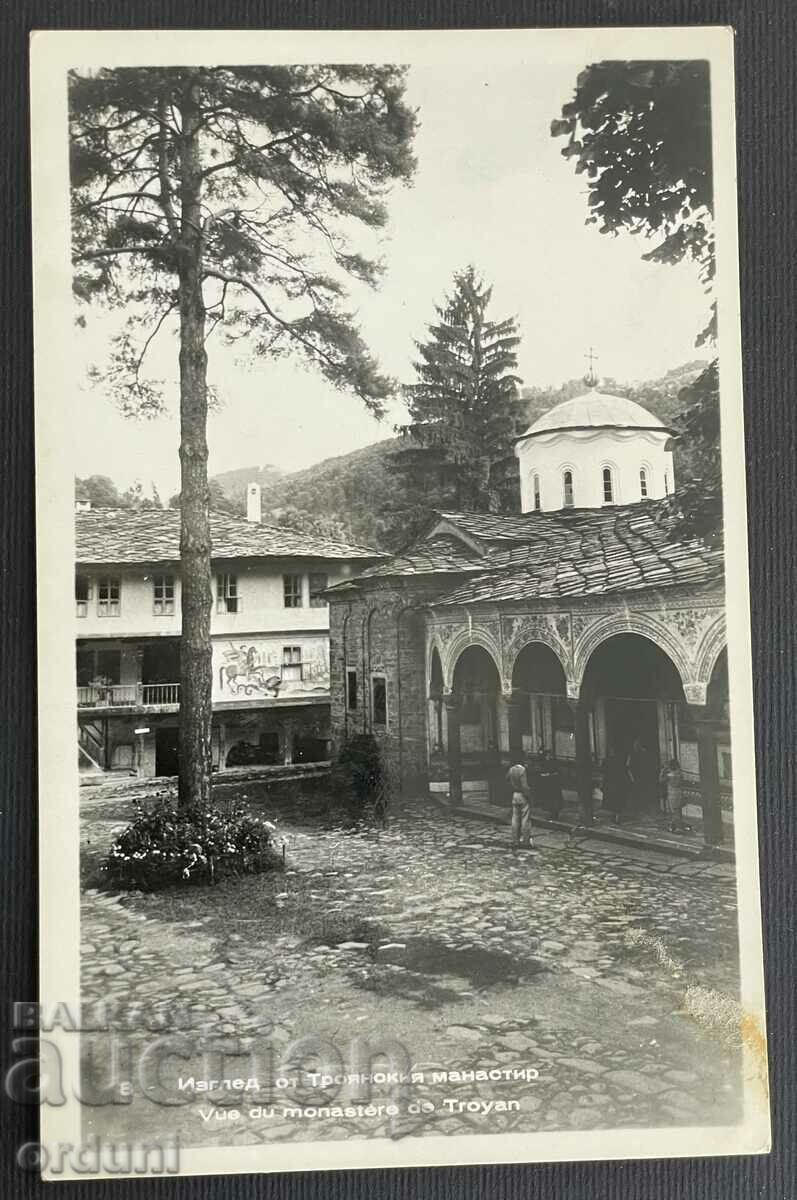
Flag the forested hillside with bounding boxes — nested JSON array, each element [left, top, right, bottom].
[[209, 360, 709, 552]]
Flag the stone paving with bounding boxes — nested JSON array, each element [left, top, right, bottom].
[[80, 786, 744, 1150]]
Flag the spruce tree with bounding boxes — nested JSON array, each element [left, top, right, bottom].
[[395, 266, 524, 517]]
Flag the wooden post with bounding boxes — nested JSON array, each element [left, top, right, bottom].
[[506, 688, 525, 758], [282, 719, 294, 766], [444, 693, 462, 807], [570, 697, 594, 824]]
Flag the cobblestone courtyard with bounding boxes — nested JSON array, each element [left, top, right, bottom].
[[80, 780, 745, 1150]]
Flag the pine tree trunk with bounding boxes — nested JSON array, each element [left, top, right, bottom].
[[177, 79, 213, 807]]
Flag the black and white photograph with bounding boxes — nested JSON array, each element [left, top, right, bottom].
[[30, 27, 769, 1180]]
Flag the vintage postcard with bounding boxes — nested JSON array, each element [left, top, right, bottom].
[[30, 26, 769, 1181]]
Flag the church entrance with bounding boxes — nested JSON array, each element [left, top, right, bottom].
[[603, 697, 661, 810], [581, 633, 686, 819]]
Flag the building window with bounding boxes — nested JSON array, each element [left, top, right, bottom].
[[75, 575, 92, 618], [664, 471, 670, 496], [346, 669, 358, 711], [371, 674, 388, 728], [97, 576, 121, 617], [283, 573, 303, 608], [153, 574, 175, 616], [602, 467, 614, 504], [562, 470, 574, 508], [309, 572, 328, 608], [532, 474, 541, 511], [282, 645, 303, 683], [216, 573, 239, 614], [639, 467, 649, 498]]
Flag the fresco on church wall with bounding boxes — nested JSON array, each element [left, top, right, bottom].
[[212, 637, 330, 702]]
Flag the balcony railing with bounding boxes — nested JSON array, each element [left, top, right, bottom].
[[76, 683, 181, 708], [142, 682, 181, 706]]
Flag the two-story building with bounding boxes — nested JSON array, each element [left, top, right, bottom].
[[75, 485, 383, 779]]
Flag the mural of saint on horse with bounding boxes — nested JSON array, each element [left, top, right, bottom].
[[214, 638, 331, 701]]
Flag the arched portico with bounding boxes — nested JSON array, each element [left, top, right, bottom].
[[579, 633, 687, 818], [446, 644, 504, 806], [509, 642, 569, 759]]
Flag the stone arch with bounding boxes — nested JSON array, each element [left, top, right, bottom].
[[440, 625, 503, 691], [511, 641, 568, 692], [506, 632, 570, 688], [694, 615, 727, 685], [573, 612, 692, 694]]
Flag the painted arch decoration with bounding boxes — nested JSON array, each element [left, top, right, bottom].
[[572, 611, 694, 694]]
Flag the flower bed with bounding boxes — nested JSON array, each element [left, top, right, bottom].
[[101, 797, 283, 891]]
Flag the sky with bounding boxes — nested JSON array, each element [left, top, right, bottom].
[[72, 59, 711, 497]]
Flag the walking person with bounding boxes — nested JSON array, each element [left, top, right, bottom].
[[603, 749, 630, 825], [660, 757, 691, 833], [507, 759, 533, 849]]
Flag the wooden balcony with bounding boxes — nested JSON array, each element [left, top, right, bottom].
[[77, 682, 181, 711]]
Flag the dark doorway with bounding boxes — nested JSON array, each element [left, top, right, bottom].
[[155, 726, 179, 777]]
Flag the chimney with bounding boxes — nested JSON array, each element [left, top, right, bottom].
[[75, 499, 91, 512], [246, 482, 262, 523]]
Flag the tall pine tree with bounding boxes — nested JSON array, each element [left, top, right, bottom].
[[395, 267, 524, 519], [69, 66, 416, 805]]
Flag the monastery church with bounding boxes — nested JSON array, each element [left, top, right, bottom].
[[328, 371, 732, 847]]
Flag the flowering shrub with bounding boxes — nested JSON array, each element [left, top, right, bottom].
[[101, 798, 282, 891]]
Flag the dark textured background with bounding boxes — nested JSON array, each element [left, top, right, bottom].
[[1, 1, 794, 1195]]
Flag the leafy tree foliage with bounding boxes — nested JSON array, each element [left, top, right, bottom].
[[272, 506, 351, 543], [394, 266, 525, 516], [69, 65, 416, 804], [665, 362, 723, 547], [551, 60, 714, 344], [75, 475, 163, 509], [553, 61, 721, 543], [75, 474, 125, 507]]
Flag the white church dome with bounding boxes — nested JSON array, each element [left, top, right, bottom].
[[521, 391, 672, 438], [515, 384, 675, 514]]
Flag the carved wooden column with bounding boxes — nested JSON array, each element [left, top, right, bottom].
[[444, 692, 462, 808]]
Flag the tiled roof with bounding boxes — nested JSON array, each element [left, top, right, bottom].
[[434, 511, 563, 542], [340, 504, 723, 603], [352, 534, 486, 579], [75, 508, 383, 565]]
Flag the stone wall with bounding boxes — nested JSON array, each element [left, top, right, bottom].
[[329, 580, 439, 793]]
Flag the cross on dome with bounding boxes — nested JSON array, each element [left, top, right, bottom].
[[583, 346, 599, 389]]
